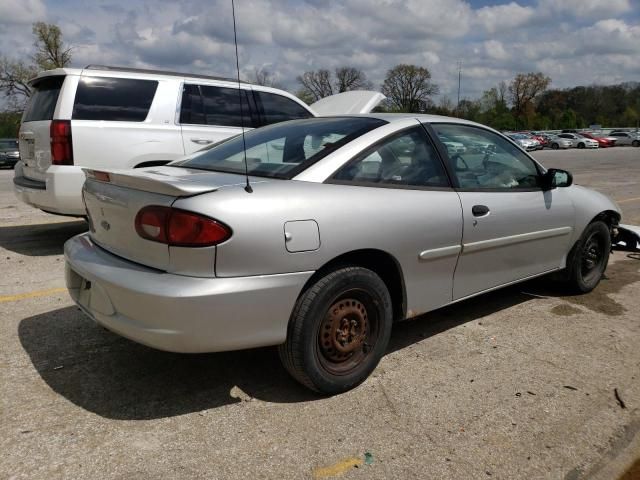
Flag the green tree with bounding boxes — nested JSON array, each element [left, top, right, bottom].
[[508, 72, 551, 128], [1, 22, 72, 110], [381, 64, 439, 113]]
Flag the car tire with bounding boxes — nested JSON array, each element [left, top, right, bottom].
[[633, 140, 639, 147], [577, 143, 585, 149], [551, 143, 559, 150], [279, 266, 393, 395], [560, 221, 611, 294]]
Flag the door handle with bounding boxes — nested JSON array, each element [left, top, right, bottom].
[[190, 138, 213, 145], [472, 205, 490, 217]]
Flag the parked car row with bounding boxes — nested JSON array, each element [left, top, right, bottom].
[[502, 128, 640, 151]]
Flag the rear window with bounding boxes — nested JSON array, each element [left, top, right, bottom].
[[256, 91, 312, 125], [175, 117, 386, 179], [180, 84, 256, 128], [73, 77, 158, 122], [23, 76, 65, 122]]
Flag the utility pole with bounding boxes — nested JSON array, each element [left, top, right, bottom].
[[456, 60, 462, 116]]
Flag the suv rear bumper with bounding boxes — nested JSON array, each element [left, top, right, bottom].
[[13, 162, 87, 216], [65, 233, 313, 353]]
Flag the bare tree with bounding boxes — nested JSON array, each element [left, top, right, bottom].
[[381, 64, 439, 112], [508, 72, 551, 127], [251, 67, 281, 89], [32, 22, 72, 70], [297, 66, 373, 101], [334, 67, 373, 92], [0, 58, 38, 110], [497, 80, 508, 105], [297, 69, 333, 101]]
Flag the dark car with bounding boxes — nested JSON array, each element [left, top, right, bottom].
[[0, 138, 20, 168]]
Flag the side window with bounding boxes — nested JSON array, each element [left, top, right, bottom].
[[180, 84, 205, 124], [200, 85, 255, 128], [255, 91, 312, 126], [332, 127, 449, 188], [433, 124, 540, 190], [73, 77, 158, 122]]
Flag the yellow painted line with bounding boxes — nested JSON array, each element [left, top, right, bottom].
[[617, 196, 640, 204], [0, 287, 67, 303], [313, 457, 363, 479]]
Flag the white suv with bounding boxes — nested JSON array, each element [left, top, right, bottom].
[[14, 65, 383, 216]]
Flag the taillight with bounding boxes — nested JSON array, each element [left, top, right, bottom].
[[50, 120, 73, 165], [135, 206, 231, 247]]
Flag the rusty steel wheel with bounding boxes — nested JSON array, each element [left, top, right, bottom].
[[279, 266, 393, 394], [316, 293, 380, 376]]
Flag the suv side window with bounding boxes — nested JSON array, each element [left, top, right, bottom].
[[200, 85, 255, 128], [73, 77, 158, 122], [179, 84, 205, 125], [255, 91, 312, 126], [433, 124, 540, 190], [332, 126, 450, 188]]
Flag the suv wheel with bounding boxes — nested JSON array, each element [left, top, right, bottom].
[[279, 266, 393, 395]]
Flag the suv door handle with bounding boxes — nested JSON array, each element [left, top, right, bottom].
[[190, 138, 213, 145], [472, 205, 490, 217]]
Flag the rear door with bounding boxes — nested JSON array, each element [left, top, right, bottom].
[[71, 74, 184, 168], [19, 75, 67, 181], [431, 123, 575, 300], [179, 83, 259, 155]]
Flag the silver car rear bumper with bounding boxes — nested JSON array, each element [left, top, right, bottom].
[[64, 233, 313, 353]]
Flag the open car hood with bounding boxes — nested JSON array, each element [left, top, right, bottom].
[[309, 90, 385, 116]]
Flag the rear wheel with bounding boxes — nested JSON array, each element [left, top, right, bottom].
[[561, 221, 611, 293], [279, 266, 393, 395]]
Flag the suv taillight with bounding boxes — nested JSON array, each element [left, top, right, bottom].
[[135, 206, 231, 247], [50, 120, 73, 165]]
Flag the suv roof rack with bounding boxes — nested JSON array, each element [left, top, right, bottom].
[[83, 65, 251, 85]]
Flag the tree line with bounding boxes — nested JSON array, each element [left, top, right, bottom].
[[1, 22, 639, 138]]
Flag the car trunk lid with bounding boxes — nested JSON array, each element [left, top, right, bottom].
[[309, 90, 385, 116], [83, 166, 263, 271]]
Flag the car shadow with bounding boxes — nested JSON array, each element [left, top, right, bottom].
[[18, 281, 542, 420], [0, 220, 87, 256]]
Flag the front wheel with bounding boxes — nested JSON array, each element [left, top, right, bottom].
[[577, 143, 585, 149], [551, 143, 559, 150], [633, 140, 639, 147], [279, 266, 393, 395], [561, 221, 611, 293]]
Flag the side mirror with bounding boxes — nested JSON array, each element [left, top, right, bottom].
[[542, 168, 573, 190]]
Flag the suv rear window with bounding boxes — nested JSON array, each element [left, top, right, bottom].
[[255, 91, 312, 125], [23, 76, 65, 122], [180, 84, 256, 128], [73, 77, 158, 122]]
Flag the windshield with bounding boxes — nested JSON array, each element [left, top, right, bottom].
[[0, 140, 18, 149], [175, 117, 387, 179]]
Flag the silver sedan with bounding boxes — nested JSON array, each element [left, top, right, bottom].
[[65, 114, 621, 394]]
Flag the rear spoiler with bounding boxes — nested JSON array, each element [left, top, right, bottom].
[[83, 168, 221, 197], [613, 224, 640, 253]]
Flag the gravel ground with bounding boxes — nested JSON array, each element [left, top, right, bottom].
[[1, 147, 639, 479]]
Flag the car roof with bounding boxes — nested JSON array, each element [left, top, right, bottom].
[[337, 112, 492, 128], [30, 65, 253, 86]]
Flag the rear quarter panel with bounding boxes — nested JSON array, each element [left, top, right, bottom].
[[174, 180, 463, 315]]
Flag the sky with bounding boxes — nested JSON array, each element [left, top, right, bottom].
[[0, 0, 639, 103]]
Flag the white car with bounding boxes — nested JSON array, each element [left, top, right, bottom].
[[608, 132, 640, 147], [14, 65, 384, 216], [557, 133, 599, 149], [548, 135, 573, 150], [506, 133, 540, 151]]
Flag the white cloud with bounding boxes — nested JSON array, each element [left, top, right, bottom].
[[0, 0, 46, 25], [538, 0, 632, 18], [475, 2, 536, 34]]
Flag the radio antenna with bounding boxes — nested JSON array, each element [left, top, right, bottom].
[[232, 0, 252, 193]]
